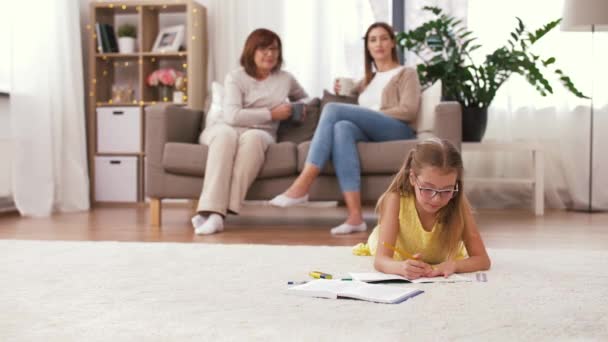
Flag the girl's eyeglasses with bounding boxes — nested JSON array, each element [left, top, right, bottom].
[[414, 177, 459, 200]]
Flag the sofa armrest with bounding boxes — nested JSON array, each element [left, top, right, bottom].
[[432, 101, 462, 149], [145, 104, 203, 165]]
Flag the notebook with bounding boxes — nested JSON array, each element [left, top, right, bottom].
[[349, 272, 472, 284], [287, 279, 423, 304]]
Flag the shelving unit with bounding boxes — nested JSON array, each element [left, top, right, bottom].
[[86, 0, 207, 204]]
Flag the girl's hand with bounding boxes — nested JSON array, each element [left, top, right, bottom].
[[400, 253, 433, 280], [426, 260, 457, 278]]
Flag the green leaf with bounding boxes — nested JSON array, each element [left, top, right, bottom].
[[542, 57, 556, 66], [396, 11, 586, 106]]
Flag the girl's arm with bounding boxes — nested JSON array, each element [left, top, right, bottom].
[[455, 199, 491, 273], [374, 193, 432, 279], [429, 196, 491, 276]]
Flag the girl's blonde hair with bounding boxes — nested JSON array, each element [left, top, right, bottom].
[[376, 138, 467, 259]]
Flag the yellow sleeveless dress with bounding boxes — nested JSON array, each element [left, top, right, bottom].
[[353, 194, 467, 264]]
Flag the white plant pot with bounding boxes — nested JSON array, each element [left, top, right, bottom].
[[118, 37, 136, 53]]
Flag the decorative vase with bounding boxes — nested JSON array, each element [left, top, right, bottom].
[[461, 106, 488, 142], [157, 85, 173, 102]]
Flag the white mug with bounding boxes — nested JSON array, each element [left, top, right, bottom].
[[335, 77, 355, 96]]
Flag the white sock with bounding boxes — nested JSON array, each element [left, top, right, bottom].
[[330, 222, 368, 235], [191, 214, 207, 230], [269, 193, 309, 207], [195, 213, 224, 235]]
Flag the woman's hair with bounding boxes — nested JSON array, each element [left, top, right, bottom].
[[240, 28, 283, 77], [376, 138, 466, 259], [363, 22, 399, 87]]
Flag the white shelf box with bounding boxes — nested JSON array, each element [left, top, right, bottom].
[[95, 156, 138, 202], [97, 107, 142, 153]]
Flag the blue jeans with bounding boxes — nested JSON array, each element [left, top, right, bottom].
[[306, 103, 416, 192]]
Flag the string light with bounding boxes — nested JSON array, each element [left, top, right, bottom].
[[182, 63, 187, 69]]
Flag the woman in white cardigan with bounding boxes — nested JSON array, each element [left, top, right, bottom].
[[191, 28, 308, 235]]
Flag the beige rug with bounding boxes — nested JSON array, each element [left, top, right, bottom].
[[0, 240, 607, 341]]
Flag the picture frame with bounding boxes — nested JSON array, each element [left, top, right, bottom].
[[152, 25, 185, 52]]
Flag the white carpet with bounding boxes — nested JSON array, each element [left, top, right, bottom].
[[0, 240, 607, 341]]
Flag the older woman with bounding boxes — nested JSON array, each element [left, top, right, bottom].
[[192, 28, 308, 235], [271, 22, 421, 235]]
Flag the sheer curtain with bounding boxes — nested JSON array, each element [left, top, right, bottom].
[[207, 0, 380, 98], [282, 0, 376, 96], [10, 0, 89, 216], [465, 0, 608, 210], [207, 0, 286, 86]]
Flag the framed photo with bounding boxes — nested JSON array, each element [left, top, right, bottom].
[[152, 25, 185, 52]]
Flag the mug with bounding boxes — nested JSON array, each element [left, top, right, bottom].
[[291, 102, 305, 124], [335, 77, 355, 96]]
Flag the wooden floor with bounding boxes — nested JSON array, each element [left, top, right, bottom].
[[1, 203, 607, 250]]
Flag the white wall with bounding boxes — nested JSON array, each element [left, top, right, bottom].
[[0, 97, 11, 197]]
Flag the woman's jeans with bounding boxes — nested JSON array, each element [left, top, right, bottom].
[[306, 103, 415, 192]]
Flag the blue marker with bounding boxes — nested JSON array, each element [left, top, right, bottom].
[[287, 280, 309, 285]]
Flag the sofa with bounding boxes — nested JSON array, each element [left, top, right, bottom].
[[145, 90, 461, 226]]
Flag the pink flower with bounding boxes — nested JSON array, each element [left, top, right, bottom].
[[147, 72, 159, 86], [147, 68, 184, 88], [158, 69, 176, 86]]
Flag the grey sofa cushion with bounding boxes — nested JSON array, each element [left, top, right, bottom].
[[297, 139, 418, 175], [162, 143, 207, 176], [277, 98, 321, 144], [162, 141, 298, 179]]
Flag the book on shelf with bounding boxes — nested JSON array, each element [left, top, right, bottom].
[[96, 23, 118, 53], [287, 279, 423, 304]]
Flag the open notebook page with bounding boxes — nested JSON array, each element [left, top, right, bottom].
[[287, 279, 423, 304], [349, 272, 471, 283]]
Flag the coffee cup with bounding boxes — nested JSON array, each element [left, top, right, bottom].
[[290, 102, 305, 124], [335, 77, 355, 96]]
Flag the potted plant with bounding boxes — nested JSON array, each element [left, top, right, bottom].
[[117, 23, 137, 53], [397, 6, 588, 141]]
